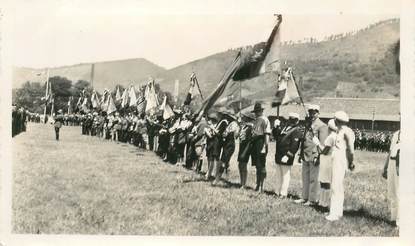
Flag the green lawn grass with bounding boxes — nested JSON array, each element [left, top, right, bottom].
[[12, 123, 398, 236]]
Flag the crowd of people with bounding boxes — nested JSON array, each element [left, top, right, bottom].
[[354, 129, 393, 152], [48, 101, 400, 225]]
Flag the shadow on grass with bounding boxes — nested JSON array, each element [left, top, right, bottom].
[[343, 207, 395, 226]]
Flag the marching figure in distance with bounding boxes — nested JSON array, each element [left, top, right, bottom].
[[53, 109, 64, 141]]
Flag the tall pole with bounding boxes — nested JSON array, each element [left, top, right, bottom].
[[371, 107, 375, 131], [239, 80, 242, 118], [90, 63, 95, 89], [43, 68, 50, 123]]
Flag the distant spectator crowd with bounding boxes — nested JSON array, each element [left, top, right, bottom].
[[354, 129, 393, 153]]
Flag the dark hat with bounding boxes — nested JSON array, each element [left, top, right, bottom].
[[251, 102, 264, 113]]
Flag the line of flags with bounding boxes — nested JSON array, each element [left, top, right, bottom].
[[45, 14, 303, 120]]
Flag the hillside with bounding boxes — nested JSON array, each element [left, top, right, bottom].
[[156, 18, 400, 103], [13, 58, 166, 92], [13, 18, 400, 104]]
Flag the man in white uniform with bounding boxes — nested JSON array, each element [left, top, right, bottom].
[[326, 111, 355, 221]]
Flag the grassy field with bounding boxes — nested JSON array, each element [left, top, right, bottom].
[[12, 123, 397, 236]]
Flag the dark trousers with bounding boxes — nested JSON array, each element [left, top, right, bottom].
[[55, 127, 60, 140], [148, 134, 155, 151]]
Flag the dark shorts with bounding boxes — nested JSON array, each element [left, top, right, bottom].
[[206, 137, 221, 159], [251, 136, 267, 175], [220, 141, 235, 163], [237, 141, 253, 163]]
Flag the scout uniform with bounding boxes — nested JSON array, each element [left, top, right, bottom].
[[251, 102, 271, 192]]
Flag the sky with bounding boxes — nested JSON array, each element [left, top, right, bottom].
[[9, 0, 400, 69]]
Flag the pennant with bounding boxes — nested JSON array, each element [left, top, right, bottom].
[[161, 95, 175, 120], [275, 68, 301, 105], [145, 79, 159, 112], [233, 15, 282, 81], [91, 91, 100, 108], [100, 90, 110, 111], [121, 88, 129, 108], [81, 96, 89, 112], [115, 86, 122, 102], [128, 86, 138, 107], [106, 95, 117, 114]]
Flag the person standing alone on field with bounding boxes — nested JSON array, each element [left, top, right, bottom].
[[295, 104, 328, 206], [53, 109, 64, 141]]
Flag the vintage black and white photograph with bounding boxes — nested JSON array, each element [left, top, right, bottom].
[[4, 0, 414, 241]]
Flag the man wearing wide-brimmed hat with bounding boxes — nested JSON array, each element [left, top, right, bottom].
[[251, 102, 272, 192], [295, 104, 328, 206]]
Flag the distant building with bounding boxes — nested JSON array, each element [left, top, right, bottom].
[[242, 97, 400, 132]]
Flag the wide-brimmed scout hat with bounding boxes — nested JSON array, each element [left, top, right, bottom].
[[58, 109, 63, 113], [251, 102, 264, 113]]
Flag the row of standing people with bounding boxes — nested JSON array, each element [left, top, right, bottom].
[[70, 101, 399, 225]]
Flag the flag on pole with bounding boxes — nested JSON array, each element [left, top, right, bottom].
[[275, 68, 301, 105], [115, 86, 122, 102], [136, 90, 146, 114], [82, 96, 89, 112], [145, 79, 159, 112], [121, 88, 129, 108], [106, 94, 117, 114], [174, 79, 179, 103], [161, 95, 175, 120], [233, 15, 282, 81], [184, 73, 201, 105], [91, 91, 100, 108], [128, 86, 138, 107], [100, 89, 110, 111], [195, 52, 244, 120]]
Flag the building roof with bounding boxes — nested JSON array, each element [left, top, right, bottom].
[[242, 97, 400, 122]]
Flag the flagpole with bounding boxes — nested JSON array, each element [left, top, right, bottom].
[[43, 68, 50, 123], [90, 63, 95, 89], [193, 75, 204, 100]]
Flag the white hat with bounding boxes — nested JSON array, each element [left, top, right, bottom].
[[274, 119, 281, 127], [288, 112, 300, 119], [307, 104, 320, 111], [334, 111, 349, 123], [327, 119, 337, 131]]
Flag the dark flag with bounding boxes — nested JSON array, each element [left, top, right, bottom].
[[233, 14, 282, 81]]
